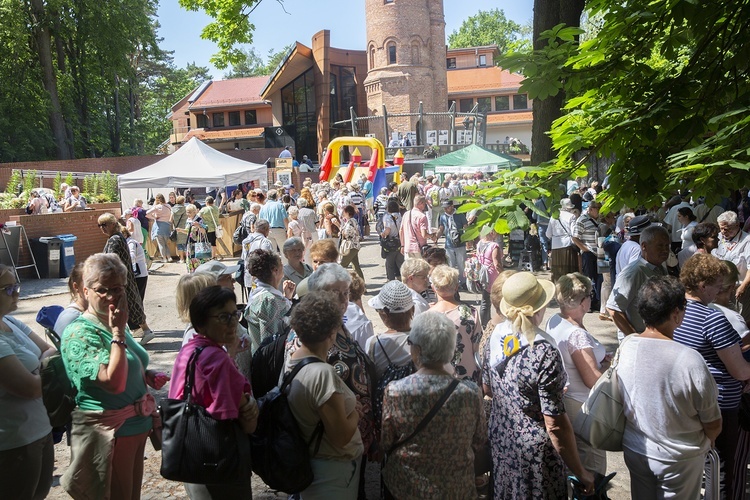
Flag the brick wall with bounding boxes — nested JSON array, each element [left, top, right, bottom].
[[8, 209, 122, 279]]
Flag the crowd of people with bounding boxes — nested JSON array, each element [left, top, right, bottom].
[[6, 170, 750, 500]]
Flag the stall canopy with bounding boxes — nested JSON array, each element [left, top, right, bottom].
[[119, 137, 266, 189], [424, 144, 523, 174]]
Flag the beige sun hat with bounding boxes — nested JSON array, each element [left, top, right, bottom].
[[500, 272, 556, 318]]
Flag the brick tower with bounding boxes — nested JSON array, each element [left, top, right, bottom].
[[363, 0, 448, 142]]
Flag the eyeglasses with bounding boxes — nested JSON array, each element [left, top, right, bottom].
[[1, 283, 20, 296], [93, 285, 125, 298], [407, 337, 418, 347], [97, 223, 108, 228], [210, 310, 242, 325]]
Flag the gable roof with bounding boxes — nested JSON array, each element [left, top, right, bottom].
[[189, 76, 270, 110]]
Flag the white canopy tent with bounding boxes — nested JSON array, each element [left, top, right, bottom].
[[118, 137, 266, 212]]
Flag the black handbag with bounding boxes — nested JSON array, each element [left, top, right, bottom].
[[159, 346, 251, 484]]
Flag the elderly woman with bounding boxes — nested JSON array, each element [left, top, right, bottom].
[[199, 196, 222, 259], [122, 226, 148, 306], [60, 254, 169, 500], [146, 193, 173, 263], [381, 311, 485, 498], [170, 286, 258, 499], [714, 211, 750, 325], [177, 272, 218, 346], [0, 265, 56, 499], [546, 198, 579, 282], [171, 195, 188, 263], [283, 237, 313, 285], [673, 253, 750, 499], [401, 258, 432, 316], [299, 187, 316, 210], [428, 265, 482, 383], [620, 276, 722, 498], [286, 292, 363, 498], [244, 250, 295, 354], [380, 199, 404, 282], [546, 273, 609, 475], [98, 213, 153, 344], [476, 228, 503, 327], [286, 264, 376, 492], [483, 272, 594, 498], [287, 206, 304, 239], [346, 272, 374, 351], [366, 280, 415, 379], [295, 239, 340, 298], [323, 202, 341, 239], [339, 205, 364, 281]]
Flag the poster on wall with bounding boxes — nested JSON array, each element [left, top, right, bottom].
[[456, 130, 465, 145], [438, 130, 449, 145], [407, 131, 416, 145], [275, 158, 292, 169], [276, 169, 293, 187], [426, 130, 437, 145]]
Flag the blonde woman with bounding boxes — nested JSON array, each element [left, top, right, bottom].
[[287, 206, 305, 239], [146, 193, 173, 263], [483, 272, 593, 498]]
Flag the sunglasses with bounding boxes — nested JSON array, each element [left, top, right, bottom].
[[2, 283, 20, 296], [210, 310, 242, 325]]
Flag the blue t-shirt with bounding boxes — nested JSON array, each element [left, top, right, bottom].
[[259, 200, 289, 229], [673, 299, 742, 410]]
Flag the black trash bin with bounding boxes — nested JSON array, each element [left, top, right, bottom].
[[30, 237, 63, 279]]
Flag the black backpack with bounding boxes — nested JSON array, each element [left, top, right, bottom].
[[40, 353, 78, 427], [250, 357, 325, 493], [250, 328, 291, 399], [372, 337, 415, 425]]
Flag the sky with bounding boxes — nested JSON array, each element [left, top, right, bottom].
[[155, 0, 534, 79]]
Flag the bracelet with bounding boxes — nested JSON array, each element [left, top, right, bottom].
[[111, 338, 127, 348]]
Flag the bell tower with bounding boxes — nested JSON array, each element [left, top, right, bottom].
[[363, 0, 448, 141]]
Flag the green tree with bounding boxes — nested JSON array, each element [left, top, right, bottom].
[[224, 45, 292, 78], [448, 9, 531, 57], [468, 0, 750, 237]]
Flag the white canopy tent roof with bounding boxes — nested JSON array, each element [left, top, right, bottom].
[[118, 137, 266, 212], [119, 137, 266, 188]]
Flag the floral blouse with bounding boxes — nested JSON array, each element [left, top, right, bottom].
[[443, 304, 483, 384], [381, 374, 485, 499]]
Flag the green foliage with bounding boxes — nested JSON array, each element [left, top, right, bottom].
[[178, 0, 266, 69], [475, 0, 750, 236], [448, 9, 531, 57], [81, 171, 120, 203], [53, 172, 62, 197], [5, 170, 22, 195], [224, 45, 292, 79], [22, 170, 37, 194], [64, 173, 74, 189]]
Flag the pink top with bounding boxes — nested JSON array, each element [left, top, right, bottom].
[[146, 203, 172, 222], [402, 208, 427, 253], [477, 240, 500, 290], [168, 335, 251, 420]]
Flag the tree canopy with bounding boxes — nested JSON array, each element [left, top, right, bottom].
[[448, 8, 531, 57], [465, 0, 750, 237], [224, 45, 291, 79]]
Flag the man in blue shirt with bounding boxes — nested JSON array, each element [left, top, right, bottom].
[[259, 189, 289, 263], [360, 173, 374, 221], [437, 200, 468, 288]]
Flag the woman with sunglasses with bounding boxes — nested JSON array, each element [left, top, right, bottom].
[[0, 265, 57, 499], [98, 213, 153, 345], [169, 285, 258, 499], [59, 253, 170, 500]]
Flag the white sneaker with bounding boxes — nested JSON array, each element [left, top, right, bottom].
[[139, 330, 155, 345]]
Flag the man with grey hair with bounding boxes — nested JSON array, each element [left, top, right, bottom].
[[241, 219, 275, 290], [259, 189, 289, 264], [713, 210, 750, 322], [607, 225, 671, 339], [296, 197, 319, 263]]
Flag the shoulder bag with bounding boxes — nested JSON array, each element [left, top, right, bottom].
[[573, 334, 636, 451], [380, 215, 402, 253], [208, 208, 224, 238], [170, 211, 184, 242], [386, 378, 459, 458], [159, 346, 251, 484]]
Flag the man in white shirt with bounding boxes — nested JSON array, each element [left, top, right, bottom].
[[279, 146, 292, 158], [616, 215, 651, 276], [713, 210, 750, 323], [663, 194, 691, 252]]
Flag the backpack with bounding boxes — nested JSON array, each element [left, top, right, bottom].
[[465, 255, 489, 294], [372, 337, 415, 425], [250, 329, 291, 399], [40, 354, 78, 427], [233, 217, 250, 245], [250, 357, 325, 493]]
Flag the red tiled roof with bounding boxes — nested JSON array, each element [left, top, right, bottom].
[[191, 77, 270, 108], [183, 126, 265, 142], [447, 67, 524, 94], [486, 111, 533, 124]]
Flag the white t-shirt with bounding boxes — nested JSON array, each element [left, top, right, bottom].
[[365, 332, 411, 379], [345, 302, 374, 351], [0, 316, 52, 450], [410, 288, 430, 316], [54, 304, 83, 337], [618, 336, 721, 461], [709, 303, 750, 339], [546, 314, 606, 402], [616, 239, 641, 275]]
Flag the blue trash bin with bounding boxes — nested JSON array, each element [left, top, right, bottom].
[[56, 234, 78, 278]]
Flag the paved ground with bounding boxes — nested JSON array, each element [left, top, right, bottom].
[[20, 233, 632, 499]]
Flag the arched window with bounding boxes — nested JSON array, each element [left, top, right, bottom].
[[369, 46, 376, 69], [411, 42, 420, 65], [387, 42, 397, 65]]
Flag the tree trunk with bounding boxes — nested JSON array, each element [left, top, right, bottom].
[[530, 0, 585, 165], [27, 0, 72, 159]]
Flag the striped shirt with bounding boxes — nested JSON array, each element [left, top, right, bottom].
[[572, 212, 599, 253], [673, 299, 742, 410]]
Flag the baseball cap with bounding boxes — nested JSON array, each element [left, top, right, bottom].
[[195, 260, 240, 278], [441, 199, 454, 208], [368, 281, 414, 313]]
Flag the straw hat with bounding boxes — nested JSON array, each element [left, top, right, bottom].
[[500, 272, 555, 317]]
